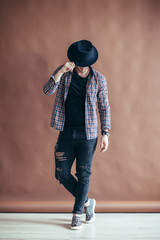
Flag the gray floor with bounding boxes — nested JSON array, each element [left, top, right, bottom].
[[0, 213, 160, 240]]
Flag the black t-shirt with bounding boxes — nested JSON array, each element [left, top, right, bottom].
[[64, 69, 89, 128]]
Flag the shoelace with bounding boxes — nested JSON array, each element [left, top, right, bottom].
[[73, 216, 81, 225]]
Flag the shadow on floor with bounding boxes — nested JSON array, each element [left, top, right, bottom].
[[1, 217, 72, 230]]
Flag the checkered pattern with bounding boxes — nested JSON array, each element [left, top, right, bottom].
[[43, 65, 111, 140]]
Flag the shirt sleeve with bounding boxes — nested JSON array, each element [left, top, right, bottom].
[[43, 65, 64, 96], [97, 75, 111, 131]]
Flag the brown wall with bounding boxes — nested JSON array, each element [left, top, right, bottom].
[[0, 0, 160, 212]]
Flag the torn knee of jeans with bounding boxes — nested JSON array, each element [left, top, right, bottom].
[[55, 167, 63, 182], [56, 167, 63, 172], [78, 165, 85, 169], [55, 167, 69, 183], [56, 152, 64, 157], [55, 152, 67, 161], [76, 165, 92, 179]]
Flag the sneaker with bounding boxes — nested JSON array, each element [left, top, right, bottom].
[[84, 199, 96, 223], [71, 215, 82, 230]]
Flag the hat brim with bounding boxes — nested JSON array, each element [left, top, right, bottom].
[[67, 45, 98, 67]]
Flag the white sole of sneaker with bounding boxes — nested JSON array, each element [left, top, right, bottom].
[[71, 225, 82, 230], [85, 199, 96, 224]]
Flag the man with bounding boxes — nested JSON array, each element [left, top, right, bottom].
[[43, 40, 111, 230]]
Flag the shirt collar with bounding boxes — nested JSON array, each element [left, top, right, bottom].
[[89, 66, 94, 78]]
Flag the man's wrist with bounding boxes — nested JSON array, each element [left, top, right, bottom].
[[59, 68, 65, 75]]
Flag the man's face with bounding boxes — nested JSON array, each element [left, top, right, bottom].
[[76, 66, 89, 73]]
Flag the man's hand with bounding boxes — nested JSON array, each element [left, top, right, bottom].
[[61, 62, 75, 73], [54, 62, 75, 83], [100, 135, 109, 153]]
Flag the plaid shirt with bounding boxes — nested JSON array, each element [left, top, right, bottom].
[[43, 65, 111, 140]]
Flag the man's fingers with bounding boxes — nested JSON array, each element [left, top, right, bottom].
[[70, 62, 75, 71], [100, 140, 104, 149], [66, 62, 75, 72], [100, 138, 108, 153], [100, 140, 105, 152], [101, 147, 107, 153]]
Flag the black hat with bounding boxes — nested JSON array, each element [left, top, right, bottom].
[[67, 40, 98, 67]]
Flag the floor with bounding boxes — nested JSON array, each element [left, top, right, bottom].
[[0, 213, 160, 240]]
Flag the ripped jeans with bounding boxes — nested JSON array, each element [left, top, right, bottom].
[[54, 127, 98, 214]]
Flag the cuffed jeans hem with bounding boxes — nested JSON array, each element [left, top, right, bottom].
[[72, 210, 83, 215]]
